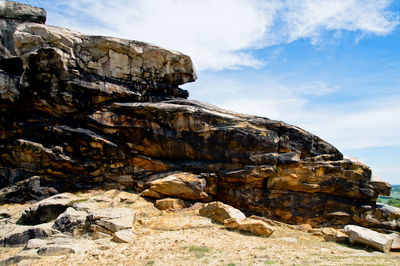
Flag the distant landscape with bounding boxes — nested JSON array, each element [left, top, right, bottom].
[[378, 185, 400, 207]]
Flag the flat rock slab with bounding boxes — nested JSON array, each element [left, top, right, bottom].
[[199, 201, 246, 224], [87, 207, 135, 221], [147, 215, 213, 231], [344, 225, 393, 253], [112, 229, 136, 243]]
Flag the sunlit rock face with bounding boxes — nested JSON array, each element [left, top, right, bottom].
[[0, 1, 397, 230]]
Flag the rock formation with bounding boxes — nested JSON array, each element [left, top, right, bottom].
[[0, 1, 398, 230]]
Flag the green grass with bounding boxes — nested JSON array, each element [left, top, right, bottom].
[[187, 246, 211, 259]]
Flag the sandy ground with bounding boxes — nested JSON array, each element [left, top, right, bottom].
[[1, 190, 400, 266]]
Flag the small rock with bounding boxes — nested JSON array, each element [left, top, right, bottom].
[[155, 198, 186, 210], [321, 227, 349, 242], [24, 238, 47, 250], [143, 172, 210, 201], [199, 201, 246, 224], [237, 218, 275, 237], [95, 215, 134, 233], [112, 229, 136, 243], [224, 218, 241, 229], [344, 225, 393, 253]]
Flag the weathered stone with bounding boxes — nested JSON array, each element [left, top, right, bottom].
[[199, 201, 246, 224], [388, 233, 400, 249], [0, 223, 58, 246], [95, 215, 134, 233], [0, 1, 396, 232], [344, 225, 393, 253], [87, 207, 135, 221], [24, 238, 47, 250], [0, 176, 57, 204], [321, 227, 349, 242], [17, 193, 82, 225], [0, 70, 20, 103], [155, 198, 186, 210], [0, 1, 46, 23], [143, 172, 210, 201], [53, 207, 87, 233], [112, 229, 136, 243], [237, 218, 275, 237]]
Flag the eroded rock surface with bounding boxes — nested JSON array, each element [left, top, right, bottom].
[[0, 1, 397, 230]]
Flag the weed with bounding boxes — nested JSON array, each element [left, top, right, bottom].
[[187, 246, 211, 259], [145, 261, 155, 266], [227, 263, 236, 266], [67, 198, 88, 206]]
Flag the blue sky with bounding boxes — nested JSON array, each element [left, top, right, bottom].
[[18, 0, 400, 184]]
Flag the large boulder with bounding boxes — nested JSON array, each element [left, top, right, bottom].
[[0, 1, 397, 231]]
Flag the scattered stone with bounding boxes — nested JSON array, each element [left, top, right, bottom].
[[155, 198, 186, 210], [0, 223, 58, 246], [344, 225, 393, 253], [321, 227, 349, 242], [17, 193, 82, 225], [112, 229, 136, 243], [237, 218, 275, 237], [199, 201, 246, 224]]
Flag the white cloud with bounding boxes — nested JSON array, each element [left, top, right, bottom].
[[282, 0, 399, 43], [36, 0, 398, 70], [186, 73, 400, 151]]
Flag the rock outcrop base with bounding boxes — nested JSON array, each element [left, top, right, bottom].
[[0, 1, 399, 230]]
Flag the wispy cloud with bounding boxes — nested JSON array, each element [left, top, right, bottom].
[[23, 0, 399, 70]]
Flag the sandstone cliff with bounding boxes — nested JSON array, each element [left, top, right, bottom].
[[0, 1, 398, 230]]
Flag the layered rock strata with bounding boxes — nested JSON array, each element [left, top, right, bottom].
[[0, 2, 398, 230]]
